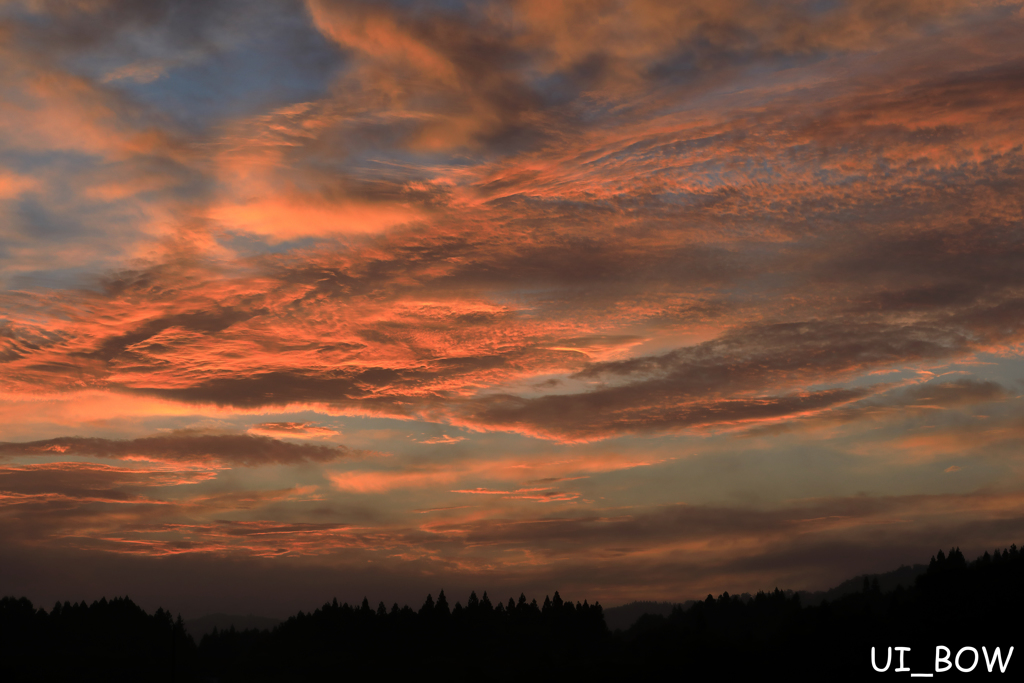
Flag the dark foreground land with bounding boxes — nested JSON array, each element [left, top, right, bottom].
[[2, 546, 1022, 681]]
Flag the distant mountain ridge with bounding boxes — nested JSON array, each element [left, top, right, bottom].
[[184, 613, 281, 637], [604, 600, 690, 631], [605, 562, 928, 631], [798, 563, 927, 606]]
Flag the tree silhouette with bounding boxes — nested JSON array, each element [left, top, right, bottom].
[[418, 594, 434, 618], [3, 544, 1023, 681], [435, 590, 451, 619]]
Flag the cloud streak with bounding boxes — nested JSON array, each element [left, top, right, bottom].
[[0, 433, 356, 466]]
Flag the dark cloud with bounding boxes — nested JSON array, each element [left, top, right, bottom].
[[129, 369, 459, 411], [390, 490, 1024, 600], [4, 0, 234, 51], [824, 225, 1024, 314], [446, 316, 1021, 439], [87, 308, 260, 362], [0, 320, 64, 363], [578, 320, 971, 382], [307, 0, 556, 152], [462, 388, 871, 441], [740, 378, 1015, 438], [438, 494, 953, 548], [0, 462, 176, 501], [900, 379, 1010, 407]]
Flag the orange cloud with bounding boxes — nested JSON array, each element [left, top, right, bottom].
[[325, 448, 672, 497], [206, 196, 422, 241], [417, 434, 465, 444], [247, 422, 340, 439], [0, 171, 40, 199], [327, 468, 460, 493]]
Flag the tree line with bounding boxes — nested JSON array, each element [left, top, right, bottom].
[[2, 545, 1022, 681]]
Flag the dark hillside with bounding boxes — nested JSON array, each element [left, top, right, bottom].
[[604, 600, 690, 631], [2, 546, 1021, 681], [183, 613, 281, 638], [799, 562, 928, 606]]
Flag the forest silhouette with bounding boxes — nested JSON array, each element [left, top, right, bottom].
[[2, 545, 1021, 681]]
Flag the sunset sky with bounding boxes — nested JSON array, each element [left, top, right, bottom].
[[2, 0, 1024, 619]]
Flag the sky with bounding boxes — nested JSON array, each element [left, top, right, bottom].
[[2, 0, 1024, 619]]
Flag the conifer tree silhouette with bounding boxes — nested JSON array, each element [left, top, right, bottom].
[[10, 544, 1024, 682], [436, 590, 451, 618], [419, 594, 435, 618]]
